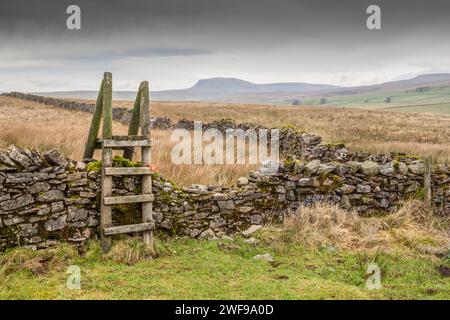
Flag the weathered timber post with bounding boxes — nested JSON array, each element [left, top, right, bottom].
[[123, 84, 142, 160], [140, 81, 151, 138], [100, 72, 113, 252], [102, 72, 113, 139], [424, 156, 432, 210], [100, 145, 113, 252], [83, 79, 104, 159], [139, 81, 154, 250]]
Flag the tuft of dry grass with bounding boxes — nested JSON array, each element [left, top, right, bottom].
[[280, 201, 449, 256], [0, 244, 78, 277], [105, 238, 155, 265]]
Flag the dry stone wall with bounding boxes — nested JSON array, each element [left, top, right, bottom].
[[1, 92, 449, 251], [1, 145, 449, 251]]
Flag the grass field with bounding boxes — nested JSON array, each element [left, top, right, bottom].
[[1, 202, 449, 300], [2, 240, 447, 299], [302, 85, 450, 115], [384, 102, 450, 114]]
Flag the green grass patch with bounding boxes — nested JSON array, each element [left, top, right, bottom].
[[0, 235, 448, 300], [304, 85, 450, 115]]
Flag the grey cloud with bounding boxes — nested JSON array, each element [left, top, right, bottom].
[[64, 48, 214, 60], [2, 46, 213, 61], [0, 0, 450, 91]]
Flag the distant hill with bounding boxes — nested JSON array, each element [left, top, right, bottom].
[[30, 73, 450, 107], [30, 78, 342, 102], [151, 77, 342, 101], [325, 73, 450, 97]]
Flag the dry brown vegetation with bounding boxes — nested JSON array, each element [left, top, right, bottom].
[[0, 97, 255, 186], [107, 98, 450, 163], [1, 96, 450, 186], [277, 201, 449, 256]]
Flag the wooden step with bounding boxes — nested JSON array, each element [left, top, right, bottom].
[[105, 167, 152, 176], [95, 136, 148, 149], [111, 135, 146, 140], [103, 222, 155, 236], [104, 194, 154, 205], [103, 138, 151, 148]]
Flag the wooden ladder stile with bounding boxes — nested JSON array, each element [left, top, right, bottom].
[[85, 73, 155, 253], [100, 136, 155, 252]]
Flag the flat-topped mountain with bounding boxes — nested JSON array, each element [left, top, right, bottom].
[[185, 77, 341, 93]]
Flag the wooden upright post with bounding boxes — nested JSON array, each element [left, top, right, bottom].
[[100, 146, 113, 252], [123, 85, 142, 160], [424, 156, 432, 209], [83, 79, 104, 159], [102, 72, 113, 139], [140, 81, 150, 138], [100, 72, 113, 252], [139, 81, 153, 250]]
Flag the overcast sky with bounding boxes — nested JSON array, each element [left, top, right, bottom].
[[1, 0, 450, 92]]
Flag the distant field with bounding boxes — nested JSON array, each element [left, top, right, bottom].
[[383, 102, 450, 115], [61, 83, 450, 115], [303, 85, 450, 115]]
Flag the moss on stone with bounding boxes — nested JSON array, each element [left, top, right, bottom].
[[255, 198, 275, 208], [114, 203, 140, 226], [67, 165, 76, 174], [158, 189, 180, 205], [323, 141, 346, 148], [395, 154, 421, 161], [151, 172, 161, 179], [392, 160, 400, 170], [257, 185, 272, 193], [318, 174, 343, 193], [87, 160, 102, 173], [360, 195, 373, 205], [218, 118, 236, 125], [281, 124, 296, 131], [283, 157, 303, 168], [113, 156, 141, 167]]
